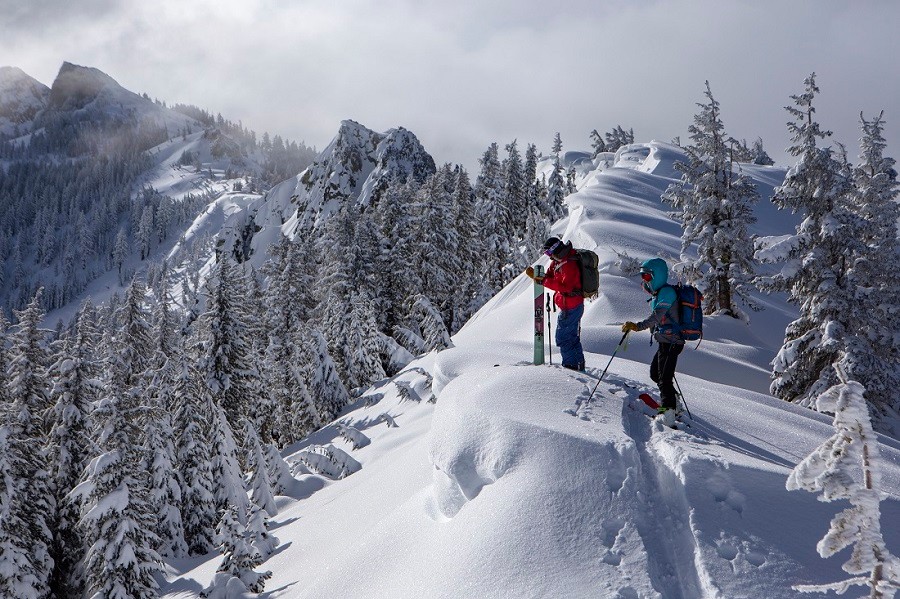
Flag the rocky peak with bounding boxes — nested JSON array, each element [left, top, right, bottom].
[[294, 120, 436, 230], [46, 62, 126, 112]]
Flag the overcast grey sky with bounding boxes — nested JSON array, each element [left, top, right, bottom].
[[2, 0, 898, 171]]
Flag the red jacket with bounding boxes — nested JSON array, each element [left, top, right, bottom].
[[542, 250, 583, 311]]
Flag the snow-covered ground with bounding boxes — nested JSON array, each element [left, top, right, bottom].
[[162, 142, 900, 598]]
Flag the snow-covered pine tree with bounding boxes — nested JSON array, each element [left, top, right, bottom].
[[0, 423, 47, 599], [202, 506, 271, 597], [246, 502, 278, 559], [475, 142, 514, 294], [787, 364, 900, 598], [404, 294, 453, 353], [264, 443, 294, 496], [663, 81, 759, 318], [316, 203, 364, 385], [605, 126, 635, 152], [262, 235, 320, 446], [236, 265, 270, 440], [373, 178, 418, 334], [590, 129, 608, 157], [504, 140, 527, 241], [449, 167, 481, 333], [842, 111, 900, 429], [145, 396, 187, 559], [413, 169, 459, 332], [343, 291, 388, 394], [304, 327, 349, 425], [207, 391, 251, 526], [756, 73, 858, 408], [198, 256, 259, 431], [172, 353, 218, 556], [546, 150, 567, 222], [1, 288, 54, 599], [46, 301, 100, 598], [75, 294, 162, 599], [243, 420, 277, 517], [525, 206, 551, 263], [751, 137, 775, 165]]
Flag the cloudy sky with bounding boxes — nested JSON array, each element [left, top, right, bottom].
[[2, 0, 898, 171]]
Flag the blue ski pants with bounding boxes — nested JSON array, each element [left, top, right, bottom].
[[556, 303, 585, 369]]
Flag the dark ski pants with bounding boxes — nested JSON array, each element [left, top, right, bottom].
[[650, 342, 683, 410], [556, 304, 585, 370]]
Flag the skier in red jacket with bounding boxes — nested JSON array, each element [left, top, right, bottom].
[[526, 237, 585, 371]]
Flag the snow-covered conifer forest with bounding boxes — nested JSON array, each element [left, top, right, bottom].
[[0, 62, 898, 598]]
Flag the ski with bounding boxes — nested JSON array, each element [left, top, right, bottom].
[[635, 393, 690, 429], [533, 265, 545, 365], [638, 393, 659, 410]]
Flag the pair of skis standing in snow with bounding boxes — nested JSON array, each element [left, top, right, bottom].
[[525, 237, 691, 426]]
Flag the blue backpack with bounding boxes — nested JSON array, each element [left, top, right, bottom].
[[664, 283, 703, 342]]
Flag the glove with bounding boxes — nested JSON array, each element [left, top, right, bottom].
[[525, 266, 543, 282], [621, 321, 638, 333]]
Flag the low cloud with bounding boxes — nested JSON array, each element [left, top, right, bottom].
[[2, 0, 897, 171]]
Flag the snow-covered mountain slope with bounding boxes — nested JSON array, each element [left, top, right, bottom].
[[161, 141, 900, 597], [0, 66, 49, 138]]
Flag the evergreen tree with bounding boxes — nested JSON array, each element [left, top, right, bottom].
[[0, 289, 54, 599], [246, 502, 278, 560], [374, 179, 418, 334], [264, 443, 294, 496], [146, 399, 187, 559], [448, 167, 481, 332], [413, 171, 459, 331], [198, 256, 258, 431], [751, 137, 775, 165], [304, 327, 349, 424], [202, 506, 271, 596], [207, 392, 250, 525], [173, 354, 218, 556], [663, 81, 759, 317], [474, 143, 514, 294], [75, 299, 162, 599], [504, 140, 527, 240], [787, 365, 900, 597], [842, 111, 900, 427], [757, 73, 857, 408], [243, 420, 277, 517], [46, 302, 99, 598], [343, 292, 387, 393], [590, 129, 608, 157], [546, 137, 567, 223]]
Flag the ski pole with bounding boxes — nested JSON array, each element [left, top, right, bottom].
[[673, 376, 693, 420], [546, 293, 553, 364], [587, 330, 630, 402]]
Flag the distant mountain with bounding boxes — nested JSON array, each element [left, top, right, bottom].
[[35, 62, 197, 142], [0, 66, 50, 138]]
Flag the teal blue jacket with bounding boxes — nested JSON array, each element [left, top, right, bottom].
[[635, 258, 684, 345]]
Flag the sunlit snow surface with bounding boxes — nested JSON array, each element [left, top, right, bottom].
[[162, 142, 900, 599]]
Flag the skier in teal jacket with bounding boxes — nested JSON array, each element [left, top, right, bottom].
[[621, 258, 684, 419]]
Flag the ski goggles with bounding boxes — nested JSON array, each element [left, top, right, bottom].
[[640, 271, 653, 282], [544, 240, 562, 257]]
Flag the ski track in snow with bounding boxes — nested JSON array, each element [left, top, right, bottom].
[[572, 376, 711, 599]]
